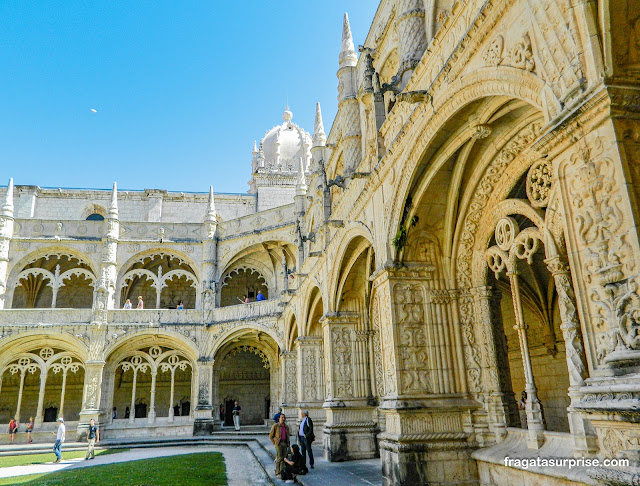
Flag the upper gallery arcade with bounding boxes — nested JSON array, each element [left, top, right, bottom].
[[2, 1, 640, 485]]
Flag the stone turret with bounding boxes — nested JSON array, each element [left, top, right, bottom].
[[0, 179, 14, 309], [396, 0, 427, 89], [337, 13, 362, 176], [202, 186, 218, 311], [96, 182, 119, 313]]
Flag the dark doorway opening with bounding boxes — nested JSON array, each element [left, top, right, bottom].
[[225, 399, 235, 426], [44, 406, 58, 423]]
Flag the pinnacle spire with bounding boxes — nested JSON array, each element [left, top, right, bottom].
[[1, 178, 14, 218], [313, 102, 326, 147], [205, 186, 217, 222], [296, 158, 307, 193], [252, 140, 258, 154], [107, 182, 118, 219], [339, 13, 357, 68]]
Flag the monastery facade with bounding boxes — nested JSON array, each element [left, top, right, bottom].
[[1, 1, 639, 484]]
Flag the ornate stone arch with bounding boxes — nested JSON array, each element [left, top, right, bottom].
[[0, 332, 89, 368], [326, 223, 374, 313], [385, 70, 550, 263]]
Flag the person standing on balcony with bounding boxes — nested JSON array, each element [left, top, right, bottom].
[[177, 300, 184, 309], [137, 296, 144, 309], [232, 401, 241, 430], [123, 299, 132, 309], [256, 290, 266, 301]]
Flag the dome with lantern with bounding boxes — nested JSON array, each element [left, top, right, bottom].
[[251, 107, 312, 177]]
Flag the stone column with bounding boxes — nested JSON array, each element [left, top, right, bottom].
[[506, 263, 545, 449], [77, 361, 104, 440], [0, 178, 14, 310], [321, 313, 377, 461], [544, 256, 597, 455], [34, 367, 48, 426], [15, 369, 26, 423], [193, 359, 215, 435], [295, 337, 325, 429], [372, 267, 479, 486], [148, 370, 157, 423], [58, 369, 68, 418], [471, 286, 511, 443]]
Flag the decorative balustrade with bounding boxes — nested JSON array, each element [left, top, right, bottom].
[[0, 309, 93, 325], [0, 299, 282, 327]]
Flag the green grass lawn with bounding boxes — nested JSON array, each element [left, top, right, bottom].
[[0, 451, 226, 485], [0, 448, 128, 468]]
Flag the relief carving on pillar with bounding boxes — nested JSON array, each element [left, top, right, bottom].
[[370, 292, 385, 397], [331, 326, 353, 397], [197, 365, 211, 405], [302, 347, 317, 401], [285, 357, 298, 403], [568, 139, 640, 362], [83, 373, 101, 409], [394, 283, 431, 394], [379, 285, 397, 396], [458, 290, 482, 394]]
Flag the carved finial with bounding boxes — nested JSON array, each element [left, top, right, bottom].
[[204, 186, 217, 222], [340, 13, 357, 68], [1, 178, 14, 218], [313, 102, 326, 147], [107, 182, 118, 219], [252, 140, 258, 155]]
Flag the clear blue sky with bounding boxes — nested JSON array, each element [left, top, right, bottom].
[[0, 1, 379, 194]]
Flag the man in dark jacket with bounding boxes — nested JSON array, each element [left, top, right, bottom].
[[298, 409, 315, 469]]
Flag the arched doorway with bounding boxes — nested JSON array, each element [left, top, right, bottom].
[[213, 329, 280, 427]]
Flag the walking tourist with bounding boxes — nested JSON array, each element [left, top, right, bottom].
[[123, 299, 132, 309], [85, 418, 100, 460], [125, 406, 130, 419], [269, 413, 291, 478], [256, 290, 266, 301], [112, 407, 117, 419], [53, 417, 65, 463], [282, 443, 308, 483], [298, 409, 315, 469], [137, 296, 144, 309], [7, 418, 18, 444], [273, 407, 283, 423], [219, 404, 225, 428], [26, 417, 34, 443], [232, 401, 241, 430]]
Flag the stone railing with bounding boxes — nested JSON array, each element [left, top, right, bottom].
[[217, 203, 295, 239], [0, 308, 93, 325], [118, 221, 203, 242], [108, 309, 202, 325], [0, 300, 282, 327], [15, 219, 104, 239], [208, 299, 281, 323]]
